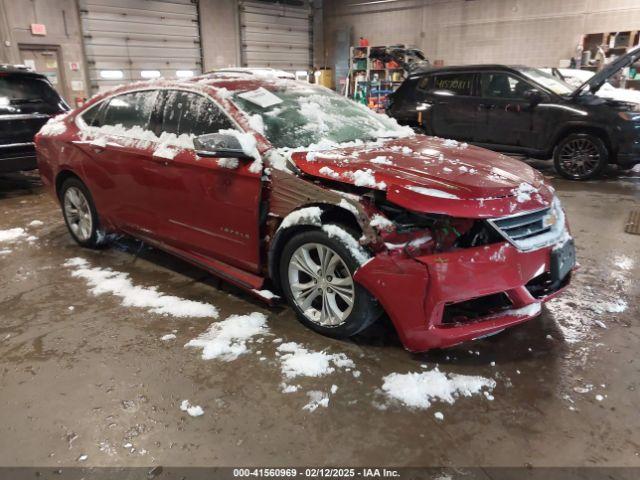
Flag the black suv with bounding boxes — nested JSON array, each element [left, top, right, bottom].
[[0, 65, 68, 173], [387, 47, 640, 180]]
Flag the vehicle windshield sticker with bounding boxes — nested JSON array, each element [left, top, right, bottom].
[[237, 87, 283, 108]]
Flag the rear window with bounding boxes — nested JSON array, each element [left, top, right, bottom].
[[0, 75, 62, 110], [101, 90, 159, 130], [433, 73, 475, 96]]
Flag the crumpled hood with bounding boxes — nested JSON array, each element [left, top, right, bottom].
[[291, 135, 554, 218]]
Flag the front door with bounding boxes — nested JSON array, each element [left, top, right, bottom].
[[147, 89, 263, 273], [421, 71, 483, 142], [475, 72, 545, 149]]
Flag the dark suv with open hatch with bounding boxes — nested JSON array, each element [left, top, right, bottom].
[[387, 47, 640, 180]]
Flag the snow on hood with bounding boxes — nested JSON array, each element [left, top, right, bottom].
[[292, 135, 554, 218]]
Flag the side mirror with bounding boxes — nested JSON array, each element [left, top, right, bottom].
[[523, 88, 543, 105], [193, 133, 252, 159]]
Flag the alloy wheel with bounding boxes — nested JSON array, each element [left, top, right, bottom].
[[558, 138, 601, 178], [287, 243, 355, 326], [63, 186, 93, 242]]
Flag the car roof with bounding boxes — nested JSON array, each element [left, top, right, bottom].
[[409, 64, 527, 78], [0, 64, 48, 78]]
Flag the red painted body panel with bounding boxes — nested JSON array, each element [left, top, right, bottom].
[[35, 76, 573, 352], [355, 241, 569, 351], [293, 136, 554, 218]]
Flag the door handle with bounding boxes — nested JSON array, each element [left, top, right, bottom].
[[478, 103, 497, 111], [150, 155, 170, 166]]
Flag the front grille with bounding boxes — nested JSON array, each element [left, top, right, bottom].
[[492, 208, 551, 241], [487, 206, 564, 251]]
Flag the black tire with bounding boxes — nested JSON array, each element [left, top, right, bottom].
[[279, 226, 382, 339], [59, 177, 106, 248], [553, 133, 608, 180]]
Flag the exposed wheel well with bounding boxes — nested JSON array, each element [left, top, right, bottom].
[[552, 126, 612, 159], [55, 170, 81, 201], [267, 205, 364, 294]]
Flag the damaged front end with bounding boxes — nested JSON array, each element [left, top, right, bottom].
[[354, 196, 573, 351], [263, 139, 574, 352]]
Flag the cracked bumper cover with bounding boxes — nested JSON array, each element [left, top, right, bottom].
[[354, 240, 571, 352]]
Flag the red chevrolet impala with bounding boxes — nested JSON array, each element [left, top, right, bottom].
[[35, 71, 575, 352]]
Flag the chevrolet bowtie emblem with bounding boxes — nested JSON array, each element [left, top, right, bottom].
[[434, 257, 448, 264]]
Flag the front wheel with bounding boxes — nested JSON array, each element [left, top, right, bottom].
[[60, 177, 106, 248], [553, 133, 608, 180], [279, 226, 382, 339]]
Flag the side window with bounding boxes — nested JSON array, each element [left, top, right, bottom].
[[432, 73, 475, 96], [416, 75, 433, 91], [80, 103, 104, 127], [160, 90, 233, 137], [101, 90, 159, 130], [481, 73, 534, 100]]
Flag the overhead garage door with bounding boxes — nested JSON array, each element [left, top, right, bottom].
[[79, 0, 202, 94], [239, 0, 312, 73]]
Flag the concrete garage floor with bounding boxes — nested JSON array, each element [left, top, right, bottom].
[[0, 163, 638, 469]]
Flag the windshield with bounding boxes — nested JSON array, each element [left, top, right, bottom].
[[231, 83, 411, 149], [518, 67, 574, 96]]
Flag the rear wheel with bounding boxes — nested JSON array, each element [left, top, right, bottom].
[[279, 227, 382, 339], [553, 133, 608, 180], [60, 178, 105, 248]]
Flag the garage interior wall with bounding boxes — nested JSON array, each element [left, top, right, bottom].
[[323, 0, 640, 69], [0, 0, 87, 104]]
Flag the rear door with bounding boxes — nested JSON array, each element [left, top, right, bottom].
[[75, 89, 161, 232], [148, 89, 263, 273], [421, 71, 483, 141], [475, 72, 548, 149]]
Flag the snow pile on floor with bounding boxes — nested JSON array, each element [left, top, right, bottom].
[[0, 228, 27, 243], [302, 390, 330, 412], [604, 298, 627, 313], [63, 257, 219, 318], [180, 400, 204, 417], [381, 368, 496, 409], [0, 248, 11, 255], [28, 220, 44, 227], [251, 289, 280, 301], [185, 312, 269, 361], [277, 342, 355, 379]]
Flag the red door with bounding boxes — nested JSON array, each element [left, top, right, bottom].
[[74, 89, 163, 235], [143, 89, 263, 273], [146, 147, 262, 273]]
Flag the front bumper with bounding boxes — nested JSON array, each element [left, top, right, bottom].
[[354, 240, 572, 352], [615, 122, 640, 167], [0, 143, 38, 173]]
